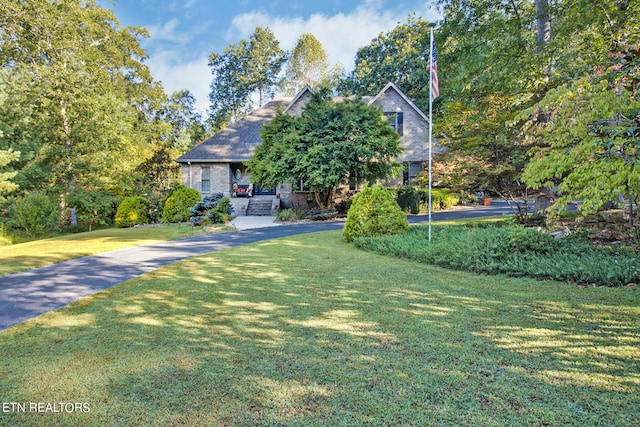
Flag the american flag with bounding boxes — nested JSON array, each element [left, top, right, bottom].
[[429, 38, 439, 101]]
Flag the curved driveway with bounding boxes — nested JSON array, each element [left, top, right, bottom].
[[0, 202, 512, 331]]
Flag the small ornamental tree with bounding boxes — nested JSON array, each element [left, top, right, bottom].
[[343, 185, 410, 242], [522, 45, 640, 239], [249, 90, 402, 209], [68, 189, 118, 231]]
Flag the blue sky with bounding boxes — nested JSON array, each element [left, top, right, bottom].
[[98, 0, 440, 112]]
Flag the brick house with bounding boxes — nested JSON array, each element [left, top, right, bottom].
[[176, 82, 434, 214]]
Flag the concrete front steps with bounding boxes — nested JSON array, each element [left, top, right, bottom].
[[245, 197, 277, 216]]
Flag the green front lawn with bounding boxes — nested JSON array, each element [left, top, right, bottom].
[[0, 224, 222, 277], [1, 231, 638, 426]]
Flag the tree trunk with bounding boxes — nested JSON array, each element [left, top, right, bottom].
[[313, 187, 334, 210], [60, 99, 78, 226], [536, 0, 551, 52]]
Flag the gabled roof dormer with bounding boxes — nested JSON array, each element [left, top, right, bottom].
[[283, 85, 315, 116], [368, 82, 428, 122]]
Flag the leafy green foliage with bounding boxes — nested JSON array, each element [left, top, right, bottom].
[[207, 197, 233, 224], [343, 185, 410, 242], [208, 27, 285, 129], [8, 192, 60, 237], [67, 189, 118, 231], [393, 186, 460, 214], [0, 148, 19, 200], [276, 208, 307, 222], [280, 33, 342, 95], [162, 185, 201, 223], [350, 14, 431, 110], [115, 196, 150, 228], [249, 91, 402, 208], [396, 185, 421, 214], [355, 225, 640, 286], [522, 44, 640, 239], [430, 188, 461, 210], [306, 208, 339, 221], [426, 0, 640, 221], [0, 0, 170, 226], [189, 194, 233, 225]]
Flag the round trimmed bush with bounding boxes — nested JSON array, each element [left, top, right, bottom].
[[163, 186, 201, 223], [343, 185, 410, 242], [115, 196, 150, 228]]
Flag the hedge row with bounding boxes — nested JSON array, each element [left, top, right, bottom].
[[354, 224, 640, 287]]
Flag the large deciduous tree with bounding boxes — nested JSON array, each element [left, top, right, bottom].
[[350, 14, 431, 110], [433, 0, 542, 211], [248, 91, 402, 208], [208, 27, 285, 129], [0, 0, 166, 225], [522, 44, 640, 238], [280, 33, 342, 95], [427, 0, 639, 222]]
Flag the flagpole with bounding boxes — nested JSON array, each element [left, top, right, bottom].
[[428, 23, 435, 241]]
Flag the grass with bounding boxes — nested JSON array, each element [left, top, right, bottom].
[[0, 224, 227, 277], [1, 231, 638, 426]]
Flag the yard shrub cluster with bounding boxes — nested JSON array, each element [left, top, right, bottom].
[[393, 186, 461, 214], [396, 185, 421, 214], [190, 193, 233, 225], [162, 185, 201, 223], [115, 196, 150, 228], [343, 185, 410, 242], [8, 192, 60, 237], [431, 188, 460, 210], [354, 224, 640, 286]]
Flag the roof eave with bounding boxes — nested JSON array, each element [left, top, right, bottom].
[[368, 81, 429, 122]]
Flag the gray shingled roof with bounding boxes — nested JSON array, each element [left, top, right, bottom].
[[176, 97, 292, 163]]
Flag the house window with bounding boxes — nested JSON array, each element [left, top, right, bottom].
[[403, 162, 424, 185], [201, 166, 210, 193], [349, 172, 359, 191], [295, 179, 309, 192], [385, 112, 403, 136]]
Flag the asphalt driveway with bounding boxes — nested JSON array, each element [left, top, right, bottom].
[[0, 202, 513, 331]]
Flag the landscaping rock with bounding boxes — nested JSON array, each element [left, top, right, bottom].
[[598, 209, 626, 224]]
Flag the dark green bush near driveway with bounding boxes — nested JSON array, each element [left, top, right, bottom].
[[354, 225, 640, 286], [343, 185, 410, 242], [162, 185, 201, 223], [115, 196, 150, 228]]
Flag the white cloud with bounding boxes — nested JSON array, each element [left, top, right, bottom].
[[229, 1, 439, 71], [146, 52, 211, 113], [146, 18, 193, 44], [142, 1, 440, 115]]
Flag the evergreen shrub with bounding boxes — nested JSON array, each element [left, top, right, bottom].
[[115, 196, 150, 228], [354, 225, 640, 286], [163, 186, 201, 223], [396, 185, 421, 214], [343, 185, 410, 242], [190, 194, 233, 225]]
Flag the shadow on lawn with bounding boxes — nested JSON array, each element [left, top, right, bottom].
[[2, 236, 639, 426]]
